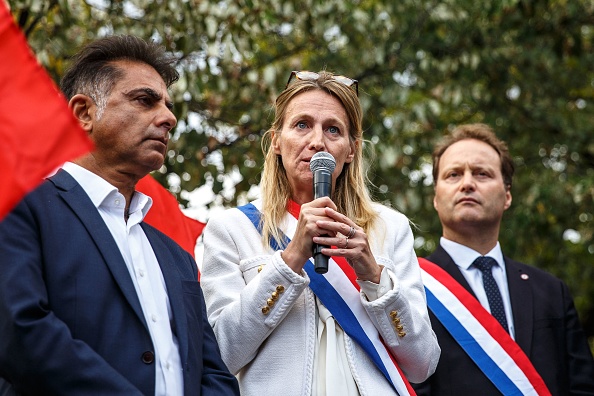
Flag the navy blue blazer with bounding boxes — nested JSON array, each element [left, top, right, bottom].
[[0, 170, 239, 395], [412, 245, 594, 395]]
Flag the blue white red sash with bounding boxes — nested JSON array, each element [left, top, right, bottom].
[[238, 200, 415, 396], [419, 258, 550, 395]]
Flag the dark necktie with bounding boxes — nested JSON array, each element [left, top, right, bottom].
[[473, 256, 509, 332]]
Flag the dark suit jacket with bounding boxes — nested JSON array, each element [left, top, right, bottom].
[[412, 245, 594, 396], [0, 170, 239, 395]]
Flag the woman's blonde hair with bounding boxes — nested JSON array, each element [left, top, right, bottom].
[[259, 71, 378, 248]]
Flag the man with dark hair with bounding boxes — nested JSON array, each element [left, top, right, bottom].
[[0, 35, 239, 395], [413, 123, 594, 395]]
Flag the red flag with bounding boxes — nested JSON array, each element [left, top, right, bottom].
[[137, 175, 205, 258], [0, 2, 93, 220]]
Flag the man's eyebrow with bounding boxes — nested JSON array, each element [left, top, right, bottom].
[[124, 88, 174, 109]]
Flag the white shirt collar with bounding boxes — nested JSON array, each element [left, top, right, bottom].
[[440, 237, 505, 271], [61, 162, 152, 220]]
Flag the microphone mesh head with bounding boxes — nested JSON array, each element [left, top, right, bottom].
[[310, 152, 336, 173]]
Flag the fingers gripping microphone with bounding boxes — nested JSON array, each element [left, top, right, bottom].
[[309, 152, 336, 274]]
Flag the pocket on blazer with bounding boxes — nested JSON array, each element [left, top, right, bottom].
[[181, 280, 204, 325], [180, 280, 204, 358], [533, 316, 563, 329], [239, 255, 271, 284]]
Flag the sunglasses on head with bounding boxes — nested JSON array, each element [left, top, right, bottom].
[[285, 70, 359, 96]]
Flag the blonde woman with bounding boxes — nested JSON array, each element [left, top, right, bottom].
[[201, 71, 440, 395]]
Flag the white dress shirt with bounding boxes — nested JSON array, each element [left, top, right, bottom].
[[62, 162, 183, 396], [440, 237, 515, 338]]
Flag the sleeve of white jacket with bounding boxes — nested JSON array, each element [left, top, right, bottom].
[[200, 208, 309, 374], [359, 206, 441, 383]]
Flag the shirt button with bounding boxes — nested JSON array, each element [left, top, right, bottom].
[[138, 269, 145, 277], [151, 314, 157, 322], [114, 199, 120, 206]]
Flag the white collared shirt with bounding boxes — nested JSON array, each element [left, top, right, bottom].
[[440, 237, 515, 338], [62, 162, 183, 396]]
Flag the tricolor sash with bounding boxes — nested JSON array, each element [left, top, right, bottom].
[[238, 201, 415, 396], [419, 258, 551, 395]]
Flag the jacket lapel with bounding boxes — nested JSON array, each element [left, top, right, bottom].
[[506, 258, 533, 354], [142, 224, 189, 367], [49, 170, 148, 329]]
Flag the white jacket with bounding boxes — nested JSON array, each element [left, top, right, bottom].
[[201, 201, 440, 396]]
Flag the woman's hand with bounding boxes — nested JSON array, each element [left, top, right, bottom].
[[313, 207, 382, 283], [281, 197, 338, 273]]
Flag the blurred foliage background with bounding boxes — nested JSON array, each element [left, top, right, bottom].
[[8, 0, 594, 348]]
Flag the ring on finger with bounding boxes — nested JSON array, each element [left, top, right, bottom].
[[344, 237, 349, 249], [347, 226, 356, 239]]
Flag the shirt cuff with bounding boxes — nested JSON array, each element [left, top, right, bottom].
[[357, 267, 393, 301]]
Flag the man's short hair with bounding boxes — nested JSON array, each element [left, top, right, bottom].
[[432, 123, 515, 188], [60, 35, 179, 109]]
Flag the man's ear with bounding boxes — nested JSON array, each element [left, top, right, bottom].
[[503, 186, 512, 211], [69, 94, 95, 133]]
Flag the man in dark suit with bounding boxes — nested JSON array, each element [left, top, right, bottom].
[[0, 35, 239, 395], [413, 123, 594, 395]]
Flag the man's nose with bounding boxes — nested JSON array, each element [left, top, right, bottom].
[[157, 104, 177, 131], [460, 171, 475, 191]]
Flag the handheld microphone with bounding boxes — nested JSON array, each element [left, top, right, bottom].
[[309, 152, 336, 274]]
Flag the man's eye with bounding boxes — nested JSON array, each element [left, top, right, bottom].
[[137, 97, 153, 105], [297, 121, 307, 129], [328, 126, 339, 134]]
